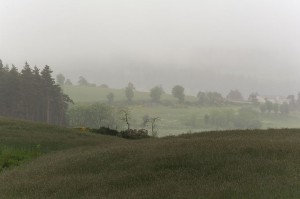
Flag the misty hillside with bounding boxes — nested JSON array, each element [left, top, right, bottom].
[[2, 1, 300, 198], [71, 66, 299, 97]]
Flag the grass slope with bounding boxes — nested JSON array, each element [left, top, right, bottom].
[[0, 118, 300, 198]]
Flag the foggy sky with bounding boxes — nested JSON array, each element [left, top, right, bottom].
[[1, 0, 300, 94]]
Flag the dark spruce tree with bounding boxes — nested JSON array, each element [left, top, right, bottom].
[[41, 65, 73, 125], [0, 60, 72, 126], [20, 62, 35, 120], [5, 65, 20, 117], [32, 66, 43, 121]]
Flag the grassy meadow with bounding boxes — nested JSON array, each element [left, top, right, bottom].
[[0, 118, 300, 198], [63, 85, 300, 136]]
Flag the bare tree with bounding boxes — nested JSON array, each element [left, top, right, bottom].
[[120, 108, 131, 130], [142, 115, 160, 137], [149, 117, 160, 137]]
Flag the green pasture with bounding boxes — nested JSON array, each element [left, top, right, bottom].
[[128, 105, 300, 136], [128, 105, 235, 136], [63, 86, 300, 136]]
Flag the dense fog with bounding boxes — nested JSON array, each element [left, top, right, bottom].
[[1, 0, 300, 95]]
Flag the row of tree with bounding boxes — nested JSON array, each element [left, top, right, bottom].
[[119, 84, 226, 106], [122, 85, 300, 112], [56, 74, 98, 87], [204, 107, 262, 129], [0, 60, 72, 125], [58, 74, 300, 113], [260, 101, 290, 114]]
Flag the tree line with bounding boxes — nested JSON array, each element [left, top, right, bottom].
[[59, 74, 300, 116], [0, 60, 72, 125]]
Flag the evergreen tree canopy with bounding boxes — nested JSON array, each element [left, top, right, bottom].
[[0, 60, 72, 126]]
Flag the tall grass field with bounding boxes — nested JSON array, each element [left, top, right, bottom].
[[0, 117, 299, 198]]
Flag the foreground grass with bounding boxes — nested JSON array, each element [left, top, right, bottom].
[[0, 118, 299, 198], [0, 117, 126, 151], [0, 145, 41, 172]]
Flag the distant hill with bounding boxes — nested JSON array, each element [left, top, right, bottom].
[[62, 66, 300, 97], [0, 118, 299, 198], [62, 85, 197, 103]]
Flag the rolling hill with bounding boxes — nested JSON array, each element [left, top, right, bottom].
[[62, 85, 197, 103], [0, 118, 300, 198]]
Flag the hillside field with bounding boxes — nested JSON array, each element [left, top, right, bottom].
[[63, 86, 300, 136], [0, 118, 300, 198]]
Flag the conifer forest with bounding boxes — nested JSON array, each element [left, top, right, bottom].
[[0, 60, 72, 125]]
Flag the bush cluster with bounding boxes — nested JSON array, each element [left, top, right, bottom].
[[120, 129, 149, 139], [88, 127, 149, 139], [90, 127, 119, 136]]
